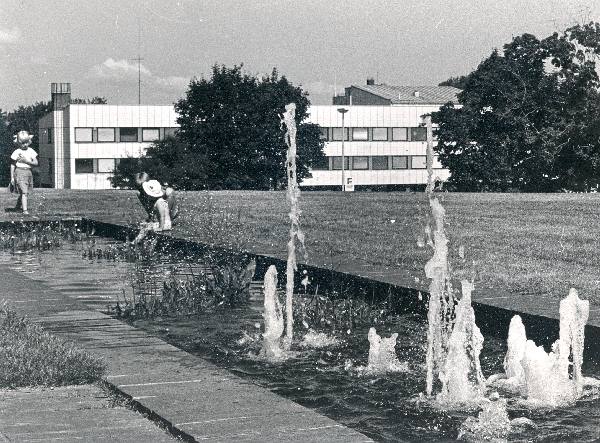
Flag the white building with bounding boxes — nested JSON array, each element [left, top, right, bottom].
[[38, 82, 458, 190], [38, 83, 178, 189], [301, 81, 459, 190]]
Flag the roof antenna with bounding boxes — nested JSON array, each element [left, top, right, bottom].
[[130, 18, 144, 105]]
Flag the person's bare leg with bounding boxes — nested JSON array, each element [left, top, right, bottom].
[[15, 194, 22, 210], [21, 194, 28, 214]]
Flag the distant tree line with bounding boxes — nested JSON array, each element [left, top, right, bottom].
[[435, 22, 600, 192]]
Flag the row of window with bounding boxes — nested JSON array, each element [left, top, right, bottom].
[[72, 127, 178, 143], [319, 126, 429, 142], [75, 158, 123, 174], [312, 155, 443, 171]]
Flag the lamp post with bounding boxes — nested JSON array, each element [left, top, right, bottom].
[[337, 107, 348, 191]]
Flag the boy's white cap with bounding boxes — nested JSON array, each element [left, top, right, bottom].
[[142, 180, 164, 198]]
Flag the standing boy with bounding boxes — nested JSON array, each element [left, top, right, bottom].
[[10, 131, 38, 215]]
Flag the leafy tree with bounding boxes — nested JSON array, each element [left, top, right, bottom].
[[433, 22, 600, 192], [438, 76, 469, 89], [70, 97, 107, 104], [112, 65, 325, 190], [0, 110, 12, 183]]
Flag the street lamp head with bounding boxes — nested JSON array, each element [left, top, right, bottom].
[[337, 108, 348, 114]]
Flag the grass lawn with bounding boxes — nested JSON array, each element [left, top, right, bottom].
[[1, 189, 599, 303], [0, 306, 106, 388]]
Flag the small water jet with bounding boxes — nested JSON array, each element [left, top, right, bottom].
[[259, 265, 285, 360], [492, 288, 590, 406], [364, 327, 408, 373], [458, 395, 511, 441]]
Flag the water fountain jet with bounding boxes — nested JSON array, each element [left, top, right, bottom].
[[281, 103, 305, 349], [259, 265, 285, 360]]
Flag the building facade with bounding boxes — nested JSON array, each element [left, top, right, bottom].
[[302, 81, 459, 190], [38, 81, 458, 190], [38, 83, 178, 189]]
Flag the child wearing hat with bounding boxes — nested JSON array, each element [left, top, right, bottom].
[[135, 172, 179, 225], [10, 131, 38, 215], [132, 177, 179, 243], [142, 179, 172, 231]]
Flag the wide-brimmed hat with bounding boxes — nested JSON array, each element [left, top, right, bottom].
[[142, 180, 164, 198], [14, 130, 33, 146]]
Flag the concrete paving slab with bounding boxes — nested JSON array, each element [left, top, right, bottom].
[[0, 385, 175, 443]]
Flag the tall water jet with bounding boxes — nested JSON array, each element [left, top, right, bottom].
[[281, 103, 305, 349], [423, 115, 457, 397], [260, 265, 285, 359], [438, 281, 485, 404]]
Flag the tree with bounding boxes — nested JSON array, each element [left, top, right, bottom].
[[70, 97, 107, 104], [114, 64, 324, 190], [433, 22, 600, 192], [438, 76, 469, 89]]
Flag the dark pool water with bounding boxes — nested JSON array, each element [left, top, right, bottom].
[[2, 238, 600, 442]]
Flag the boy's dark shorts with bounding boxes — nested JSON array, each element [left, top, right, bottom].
[[15, 168, 33, 195]]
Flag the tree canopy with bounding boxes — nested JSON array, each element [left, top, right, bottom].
[[112, 64, 325, 190], [433, 22, 600, 192]]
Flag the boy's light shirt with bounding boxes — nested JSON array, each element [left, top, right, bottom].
[[11, 147, 37, 169]]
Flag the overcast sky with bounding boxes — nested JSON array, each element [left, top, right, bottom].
[[1, 0, 599, 110]]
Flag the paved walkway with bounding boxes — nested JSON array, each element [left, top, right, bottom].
[[0, 266, 372, 442], [0, 385, 175, 442]]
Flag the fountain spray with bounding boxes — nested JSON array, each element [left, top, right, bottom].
[[423, 115, 457, 397], [260, 265, 285, 359], [281, 103, 305, 348]]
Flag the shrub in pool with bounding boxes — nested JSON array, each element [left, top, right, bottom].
[[0, 221, 91, 253], [110, 253, 257, 319], [0, 306, 106, 388]]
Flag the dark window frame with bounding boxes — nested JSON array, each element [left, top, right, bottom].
[[352, 156, 369, 170], [97, 158, 117, 173], [75, 158, 94, 174], [331, 127, 349, 141], [142, 127, 160, 142], [351, 127, 369, 141], [410, 127, 428, 142], [331, 156, 350, 170], [97, 127, 116, 143], [391, 155, 409, 169], [74, 127, 93, 143], [411, 155, 427, 169], [391, 127, 409, 141], [371, 156, 389, 170], [372, 127, 388, 141], [119, 127, 139, 142]]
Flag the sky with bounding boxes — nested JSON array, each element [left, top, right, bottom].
[[1, 0, 599, 110]]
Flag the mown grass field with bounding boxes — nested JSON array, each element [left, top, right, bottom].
[[1, 189, 599, 303]]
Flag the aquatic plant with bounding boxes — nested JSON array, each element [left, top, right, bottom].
[[0, 221, 91, 253], [109, 252, 257, 319]]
